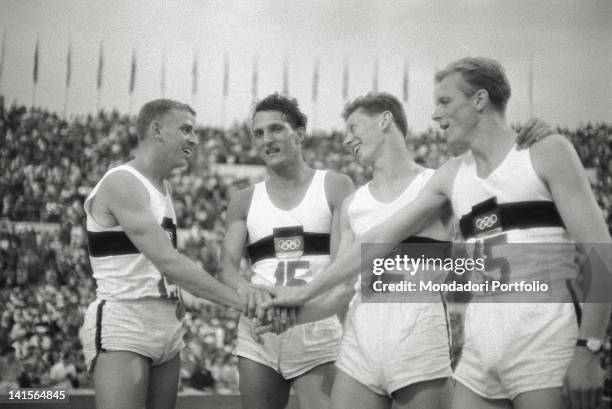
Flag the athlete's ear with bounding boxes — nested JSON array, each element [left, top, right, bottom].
[[295, 127, 306, 144], [473, 89, 489, 112], [150, 121, 163, 140], [379, 111, 392, 129]]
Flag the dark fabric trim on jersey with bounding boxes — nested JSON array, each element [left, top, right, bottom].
[[459, 201, 565, 239], [566, 279, 582, 326], [400, 236, 450, 244], [396, 235, 452, 259], [246, 232, 330, 264], [87, 231, 140, 257], [369, 237, 452, 284]]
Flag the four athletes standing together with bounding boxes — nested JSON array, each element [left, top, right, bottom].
[[81, 57, 611, 409]]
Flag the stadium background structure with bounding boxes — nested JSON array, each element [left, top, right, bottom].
[[0, 101, 610, 399]]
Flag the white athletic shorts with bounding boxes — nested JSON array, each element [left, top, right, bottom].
[[235, 315, 342, 379], [454, 302, 579, 400], [80, 298, 184, 372], [336, 300, 452, 396]]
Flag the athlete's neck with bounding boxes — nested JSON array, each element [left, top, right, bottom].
[[371, 136, 423, 188], [130, 153, 171, 192], [267, 160, 314, 188], [469, 115, 516, 178]]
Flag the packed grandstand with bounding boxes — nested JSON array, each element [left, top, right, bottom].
[[0, 102, 611, 394]]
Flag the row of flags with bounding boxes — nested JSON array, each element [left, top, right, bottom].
[[4, 35, 536, 116], [20, 37, 414, 105]]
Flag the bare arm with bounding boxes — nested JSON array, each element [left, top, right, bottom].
[[218, 188, 253, 290], [327, 172, 356, 259], [265, 160, 458, 307], [532, 135, 611, 339], [218, 187, 273, 319], [515, 117, 557, 149], [531, 135, 611, 408], [254, 172, 355, 332], [293, 191, 357, 324], [98, 171, 242, 309]]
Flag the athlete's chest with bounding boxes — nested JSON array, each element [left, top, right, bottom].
[[265, 184, 312, 210]]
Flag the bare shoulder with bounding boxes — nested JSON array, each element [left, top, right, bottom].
[[324, 171, 355, 209], [529, 133, 575, 159], [340, 190, 357, 213], [342, 189, 357, 205], [427, 155, 464, 198], [529, 134, 581, 179], [89, 169, 151, 228], [94, 170, 149, 212]]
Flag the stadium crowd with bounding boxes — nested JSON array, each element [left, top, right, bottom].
[[0, 102, 611, 393]]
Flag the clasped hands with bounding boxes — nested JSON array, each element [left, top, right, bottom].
[[237, 284, 307, 340]]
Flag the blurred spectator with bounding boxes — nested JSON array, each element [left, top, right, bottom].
[[48, 351, 78, 389], [0, 345, 23, 392]]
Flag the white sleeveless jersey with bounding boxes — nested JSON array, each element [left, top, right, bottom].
[[84, 165, 181, 301], [451, 146, 578, 293], [349, 169, 443, 236], [245, 170, 332, 286], [348, 169, 449, 297]]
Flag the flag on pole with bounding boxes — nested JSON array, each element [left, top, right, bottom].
[[282, 56, 289, 96], [33, 36, 39, 84], [402, 60, 409, 104], [191, 52, 198, 97], [372, 57, 379, 92], [222, 54, 229, 98], [251, 54, 258, 101], [528, 54, 534, 116], [66, 39, 72, 88], [129, 49, 136, 94], [97, 43, 103, 90], [64, 37, 71, 115], [0, 29, 6, 85], [342, 58, 349, 101], [312, 57, 319, 102], [160, 50, 166, 98]]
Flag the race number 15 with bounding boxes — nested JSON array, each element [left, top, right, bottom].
[[274, 260, 310, 287]]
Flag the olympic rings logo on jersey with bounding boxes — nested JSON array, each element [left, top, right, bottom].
[[475, 214, 498, 231], [276, 238, 303, 251]]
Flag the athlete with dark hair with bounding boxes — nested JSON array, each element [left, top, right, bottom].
[[219, 93, 355, 409]]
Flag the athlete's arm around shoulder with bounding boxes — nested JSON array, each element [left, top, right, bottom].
[[530, 134, 611, 247], [530, 134, 612, 311], [275, 161, 457, 305], [93, 170, 242, 310], [531, 134, 611, 407]]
